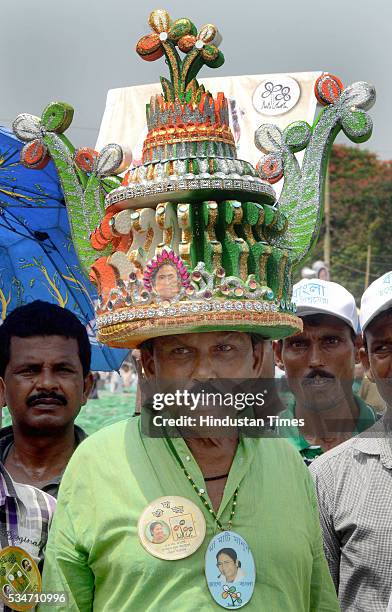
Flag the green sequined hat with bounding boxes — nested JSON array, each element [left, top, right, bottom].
[[13, 9, 375, 348]]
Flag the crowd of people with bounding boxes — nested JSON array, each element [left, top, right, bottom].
[[0, 272, 390, 610]]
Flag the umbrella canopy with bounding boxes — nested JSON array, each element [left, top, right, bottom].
[[0, 126, 127, 371]]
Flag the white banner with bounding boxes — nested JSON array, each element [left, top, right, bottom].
[[96, 71, 322, 172]]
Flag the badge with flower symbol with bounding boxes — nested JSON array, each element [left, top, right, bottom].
[[205, 531, 255, 608]]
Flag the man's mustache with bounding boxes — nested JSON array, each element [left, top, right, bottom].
[[27, 392, 67, 407], [303, 369, 335, 381]]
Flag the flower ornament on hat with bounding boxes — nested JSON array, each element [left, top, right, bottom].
[[292, 278, 359, 332], [13, 9, 375, 348], [360, 271, 392, 331]]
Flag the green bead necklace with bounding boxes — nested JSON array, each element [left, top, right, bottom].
[[167, 438, 239, 531]]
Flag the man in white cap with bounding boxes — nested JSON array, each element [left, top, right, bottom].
[[310, 271, 392, 611], [274, 278, 377, 464]]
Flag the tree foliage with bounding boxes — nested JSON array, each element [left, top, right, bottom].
[[305, 145, 392, 301]]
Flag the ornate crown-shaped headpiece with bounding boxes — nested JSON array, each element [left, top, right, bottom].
[[13, 9, 375, 348]]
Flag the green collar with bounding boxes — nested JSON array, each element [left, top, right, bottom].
[[278, 393, 377, 451]]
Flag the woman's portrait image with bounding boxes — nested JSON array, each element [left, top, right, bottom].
[[145, 520, 170, 545], [143, 250, 190, 301], [216, 548, 246, 584], [151, 263, 182, 300]]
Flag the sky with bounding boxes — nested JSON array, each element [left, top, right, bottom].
[[1, 0, 391, 159]]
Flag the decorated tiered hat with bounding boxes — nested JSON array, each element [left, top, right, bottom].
[[12, 9, 375, 348]]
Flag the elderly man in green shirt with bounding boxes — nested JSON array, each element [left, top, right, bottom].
[[22, 6, 375, 611]]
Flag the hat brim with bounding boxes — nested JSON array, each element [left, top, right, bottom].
[[98, 311, 303, 348], [296, 306, 357, 332], [361, 298, 392, 331]]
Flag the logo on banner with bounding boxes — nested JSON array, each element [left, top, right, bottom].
[[252, 76, 301, 116]]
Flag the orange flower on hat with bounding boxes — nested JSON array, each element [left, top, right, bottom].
[[136, 9, 223, 68]]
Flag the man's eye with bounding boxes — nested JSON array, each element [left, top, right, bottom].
[[325, 337, 339, 345], [19, 366, 38, 374], [290, 340, 307, 349], [171, 347, 192, 355], [215, 344, 233, 352], [375, 344, 391, 353]]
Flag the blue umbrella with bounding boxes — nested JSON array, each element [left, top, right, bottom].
[[0, 126, 127, 371]]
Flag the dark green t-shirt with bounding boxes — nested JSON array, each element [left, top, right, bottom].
[[277, 394, 377, 466]]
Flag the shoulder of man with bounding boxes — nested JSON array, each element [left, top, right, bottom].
[[74, 424, 88, 444], [309, 436, 357, 476], [256, 434, 314, 478], [309, 418, 384, 481], [0, 426, 14, 453], [354, 393, 379, 422], [0, 426, 14, 440], [62, 418, 137, 469], [12, 478, 56, 516]]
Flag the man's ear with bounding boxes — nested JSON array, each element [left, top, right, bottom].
[[359, 346, 374, 382], [82, 372, 95, 405], [141, 348, 156, 379], [273, 340, 285, 371]]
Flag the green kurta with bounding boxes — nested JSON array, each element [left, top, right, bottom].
[[40, 417, 339, 611]]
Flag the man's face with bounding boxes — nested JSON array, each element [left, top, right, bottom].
[[3, 335, 93, 434], [274, 315, 357, 412], [142, 331, 264, 381], [361, 310, 392, 407], [153, 264, 181, 300]]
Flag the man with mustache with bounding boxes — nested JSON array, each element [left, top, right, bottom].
[[0, 301, 93, 497], [310, 272, 392, 610], [274, 278, 377, 464]]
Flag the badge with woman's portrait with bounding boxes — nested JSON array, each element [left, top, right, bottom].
[[205, 531, 255, 608], [138, 496, 206, 560], [144, 520, 171, 545]]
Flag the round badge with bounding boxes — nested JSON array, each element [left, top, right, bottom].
[[138, 496, 206, 560], [205, 531, 256, 608], [0, 546, 41, 611], [252, 75, 301, 116]]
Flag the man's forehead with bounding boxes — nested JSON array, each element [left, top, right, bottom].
[[300, 314, 351, 334], [366, 310, 392, 342], [155, 331, 250, 348], [9, 335, 80, 362]]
